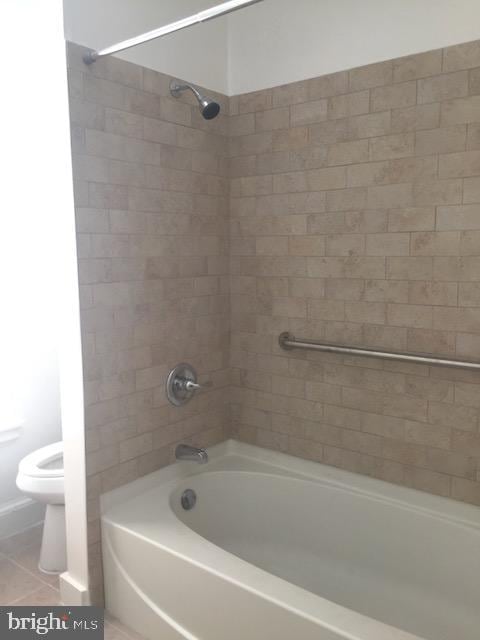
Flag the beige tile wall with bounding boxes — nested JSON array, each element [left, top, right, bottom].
[[67, 38, 480, 604], [229, 41, 480, 509], [67, 43, 230, 603]]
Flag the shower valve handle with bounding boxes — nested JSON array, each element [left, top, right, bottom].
[[184, 379, 212, 391]]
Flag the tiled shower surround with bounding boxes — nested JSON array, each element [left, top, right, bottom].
[[230, 41, 480, 510], [67, 40, 480, 601], [67, 43, 230, 603]]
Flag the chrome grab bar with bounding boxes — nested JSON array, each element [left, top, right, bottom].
[[278, 332, 480, 371]]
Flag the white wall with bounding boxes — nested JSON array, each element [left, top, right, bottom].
[[0, 343, 61, 536], [0, 187, 62, 533], [1, 2, 69, 537], [2, 0, 88, 601], [3, 0, 89, 603], [64, 0, 229, 94], [228, 0, 480, 94]]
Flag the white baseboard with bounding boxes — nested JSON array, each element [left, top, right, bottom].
[[59, 572, 90, 605], [0, 497, 45, 540]]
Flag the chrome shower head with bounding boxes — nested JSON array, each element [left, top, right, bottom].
[[170, 80, 220, 120]]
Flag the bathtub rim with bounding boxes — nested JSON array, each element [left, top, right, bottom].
[[101, 439, 480, 530]]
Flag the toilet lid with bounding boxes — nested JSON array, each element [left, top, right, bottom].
[[19, 441, 63, 478]]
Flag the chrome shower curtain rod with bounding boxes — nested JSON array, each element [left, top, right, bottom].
[[83, 0, 264, 64]]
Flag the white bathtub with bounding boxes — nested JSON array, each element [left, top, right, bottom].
[[101, 440, 480, 640]]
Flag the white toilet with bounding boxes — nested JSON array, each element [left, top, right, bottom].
[[16, 441, 66, 574]]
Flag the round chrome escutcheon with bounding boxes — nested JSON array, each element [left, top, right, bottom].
[[166, 363, 198, 406]]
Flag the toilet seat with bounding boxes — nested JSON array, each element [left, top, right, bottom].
[[18, 441, 63, 479], [16, 441, 64, 506]]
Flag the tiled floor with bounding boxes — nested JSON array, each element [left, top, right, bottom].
[[104, 616, 146, 640], [0, 526, 145, 640], [0, 525, 59, 606]]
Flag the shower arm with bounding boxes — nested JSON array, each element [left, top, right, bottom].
[[170, 83, 203, 101], [83, 0, 264, 64]]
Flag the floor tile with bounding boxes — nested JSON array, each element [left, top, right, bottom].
[[0, 525, 43, 555], [104, 621, 131, 640], [0, 557, 45, 604], [106, 615, 147, 640], [10, 544, 59, 587], [13, 585, 61, 606]]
